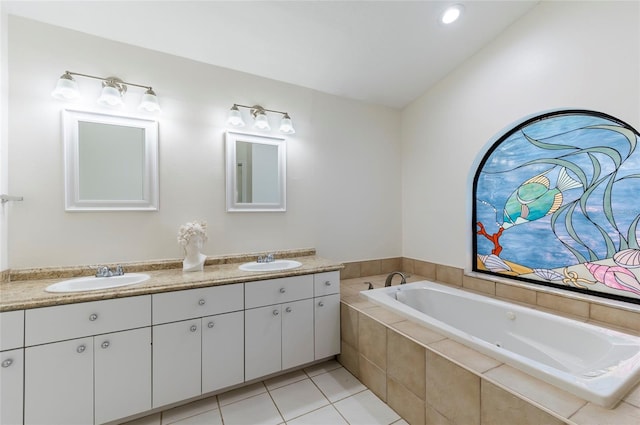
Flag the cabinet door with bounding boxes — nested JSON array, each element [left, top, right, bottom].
[[245, 305, 282, 381], [282, 298, 314, 370], [95, 327, 151, 424], [314, 294, 341, 359], [25, 338, 93, 425], [1, 348, 23, 425], [202, 311, 244, 393], [153, 320, 201, 408]]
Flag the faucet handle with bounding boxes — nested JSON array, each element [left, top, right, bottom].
[[114, 265, 124, 276]]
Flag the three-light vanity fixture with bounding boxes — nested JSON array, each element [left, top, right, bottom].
[[51, 71, 161, 112], [227, 104, 295, 134]]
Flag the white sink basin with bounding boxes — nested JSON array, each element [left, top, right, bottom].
[[238, 259, 302, 272], [45, 273, 150, 293]]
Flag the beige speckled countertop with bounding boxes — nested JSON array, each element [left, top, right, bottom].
[[0, 251, 343, 312]]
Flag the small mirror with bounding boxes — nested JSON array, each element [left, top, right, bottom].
[[225, 131, 286, 212], [63, 110, 159, 211]]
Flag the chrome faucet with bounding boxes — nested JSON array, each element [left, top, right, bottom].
[[257, 253, 275, 263], [95, 265, 124, 277], [385, 271, 406, 287]]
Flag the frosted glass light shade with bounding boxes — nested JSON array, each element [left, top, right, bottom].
[[254, 112, 271, 130], [97, 85, 124, 107], [441, 4, 463, 24], [279, 114, 295, 134], [51, 74, 80, 100], [138, 88, 161, 112], [227, 106, 245, 127]]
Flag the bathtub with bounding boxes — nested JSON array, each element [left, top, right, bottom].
[[360, 280, 640, 408]]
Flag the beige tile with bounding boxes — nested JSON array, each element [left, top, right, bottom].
[[380, 258, 402, 274], [361, 260, 382, 277], [337, 341, 359, 378], [390, 320, 447, 346], [402, 258, 415, 274], [436, 265, 463, 286], [428, 339, 501, 374], [358, 312, 387, 370], [590, 304, 640, 332], [162, 396, 218, 424], [341, 303, 359, 348], [425, 350, 480, 425], [363, 306, 407, 325], [483, 364, 585, 418], [495, 282, 537, 305], [414, 260, 436, 280], [624, 382, 640, 408], [570, 401, 640, 425], [340, 294, 378, 310], [359, 354, 387, 402], [425, 404, 451, 425], [387, 329, 426, 399], [387, 377, 426, 425], [462, 275, 495, 296], [341, 263, 361, 279], [481, 380, 565, 425], [537, 292, 589, 318]]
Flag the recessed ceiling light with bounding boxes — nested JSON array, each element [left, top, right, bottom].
[[441, 4, 464, 24]]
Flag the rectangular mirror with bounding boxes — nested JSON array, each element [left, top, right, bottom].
[[63, 110, 159, 211], [225, 131, 286, 212]]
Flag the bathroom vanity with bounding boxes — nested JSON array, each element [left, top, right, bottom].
[[0, 253, 341, 425]]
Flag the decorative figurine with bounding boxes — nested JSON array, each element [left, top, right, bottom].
[[177, 220, 208, 272]]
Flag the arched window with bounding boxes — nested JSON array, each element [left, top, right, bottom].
[[473, 110, 640, 304]]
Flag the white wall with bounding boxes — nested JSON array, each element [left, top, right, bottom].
[[402, 0, 640, 268], [6, 16, 401, 268], [1, 5, 9, 272]]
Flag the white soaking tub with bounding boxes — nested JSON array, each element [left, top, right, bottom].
[[360, 280, 640, 408]]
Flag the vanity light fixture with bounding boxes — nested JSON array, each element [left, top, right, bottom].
[[441, 4, 464, 24], [52, 71, 161, 112], [227, 104, 296, 134]]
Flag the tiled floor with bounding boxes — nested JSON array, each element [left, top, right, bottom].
[[123, 360, 407, 425]]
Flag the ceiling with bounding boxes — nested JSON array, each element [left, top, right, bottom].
[[3, 0, 540, 109]]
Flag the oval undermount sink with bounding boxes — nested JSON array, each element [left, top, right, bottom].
[[45, 273, 150, 293], [238, 259, 302, 272]]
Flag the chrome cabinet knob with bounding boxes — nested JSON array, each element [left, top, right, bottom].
[[101, 341, 110, 349], [89, 313, 98, 321], [318, 301, 325, 307], [198, 299, 206, 306], [77, 344, 86, 353], [190, 325, 198, 332], [272, 309, 279, 316], [325, 281, 331, 286], [208, 321, 215, 328], [279, 288, 286, 294], [1, 359, 13, 368], [285, 307, 292, 313]]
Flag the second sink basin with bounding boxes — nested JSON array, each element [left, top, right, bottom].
[[238, 259, 302, 272], [45, 273, 150, 293]]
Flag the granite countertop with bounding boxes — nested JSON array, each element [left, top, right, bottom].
[[0, 252, 343, 312]]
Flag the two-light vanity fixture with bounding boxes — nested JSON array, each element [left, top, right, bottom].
[[51, 71, 161, 112], [227, 104, 295, 134]]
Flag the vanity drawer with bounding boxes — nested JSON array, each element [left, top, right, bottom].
[[25, 296, 151, 346], [245, 275, 313, 309], [313, 271, 340, 297], [152, 283, 244, 325], [0, 310, 25, 351]]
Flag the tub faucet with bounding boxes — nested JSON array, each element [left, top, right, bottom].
[[385, 271, 406, 287]]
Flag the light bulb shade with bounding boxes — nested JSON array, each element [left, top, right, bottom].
[[97, 85, 124, 107], [227, 106, 245, 127], [51, 73, 80, 100], [279, 114, 295, 134], [254, 112, 271, 130], [138, 88, 161, 112]]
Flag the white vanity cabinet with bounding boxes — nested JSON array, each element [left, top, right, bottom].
[[23, 296, 151, 425], [313, 272, 341, 360], [0, 310, 25, 425], [152, 283, 244, 408], [245, 275, 315, 381]]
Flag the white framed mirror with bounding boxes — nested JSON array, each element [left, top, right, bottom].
[[63, 109, 159, 211], [225, 131, 286, 212]]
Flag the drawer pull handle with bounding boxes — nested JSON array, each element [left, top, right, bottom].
[[190, 325, 198, 332], [273, 309, 279, 316], [279, 288, 286, 294], [89, 313, 98, 321], [77, 345, 86, 353], [318, 301, 325, 307], [101, 341, 110, 349], [208, 321, 215, 328], [325, 281, 332, 286], [285, 307, 292, 313], [1, 359, 13, 368], [199, 299, 206, 306]]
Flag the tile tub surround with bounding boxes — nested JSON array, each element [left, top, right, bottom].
[[0, 250, 341, 311], [339, 275, 640, 425]]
